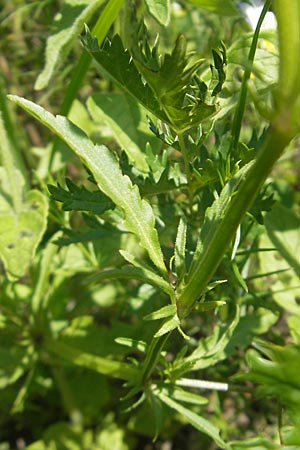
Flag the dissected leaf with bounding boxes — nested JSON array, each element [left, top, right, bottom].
[[82, 32, 168, 122], [132, 31, 217, 132], [8, 95, 168, 278], [0, 190, 48, 281], [82, 31, 217, 133], [35, 0, 106, 90], [48, 178, 114, 213]]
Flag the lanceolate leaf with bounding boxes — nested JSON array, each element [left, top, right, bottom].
[[9, 95, 167, 278], [174, 217, 187, 282], [35, 0, 106, 90], [156, 390, 229, 449]]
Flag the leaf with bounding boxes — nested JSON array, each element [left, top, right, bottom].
[[87, 92, 154, 172], [185, 306, 240, 370], [35, 0, 106, 90], [0, 190, 48, 281], [187, 0, 239, 16], [258, 232, 300, 316], [115, 337, 147, 353], [82, 32, 168, 122], [48, 178, 114, 213], [8, 95, 168, 278], [82, 31, 217, 133], [131, 31, 217, 132], [156, 389, 229, 449], [154, 315, 181, 337], [264, 203, 300, 279], [44, 337, 139, 382], [145, 0, 170, 26], [144, 304, 177, 321], [230, 437, 280, 449], [160, 385, 208, 406], [91, 265, 174, 298], [174, 217, 187, 282], [241, 341, 300, 425]]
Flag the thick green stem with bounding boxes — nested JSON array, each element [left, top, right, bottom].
[[178, 111, 293, 318], [273, 0, 300, 103]]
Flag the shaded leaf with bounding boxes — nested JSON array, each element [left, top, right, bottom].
[[48, 178, 114, 213], [156, 389, 229, 449], [0, 190, 48, 281], [264, 203, 300, 279], [82, 31, 217, 133]]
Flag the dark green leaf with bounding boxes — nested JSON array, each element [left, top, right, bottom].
[[48, 178, 114, 214]]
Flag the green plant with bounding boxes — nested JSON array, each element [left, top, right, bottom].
[[1, 1, 300, 448]]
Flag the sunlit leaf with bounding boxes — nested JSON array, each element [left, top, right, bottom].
[[35, 0, 106, 90], [8, 95, 168, 278]]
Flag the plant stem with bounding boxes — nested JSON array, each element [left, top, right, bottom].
[[178, 132, 194, 214], [178, 111, 293, 318], [231, 0, 272, 151]]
